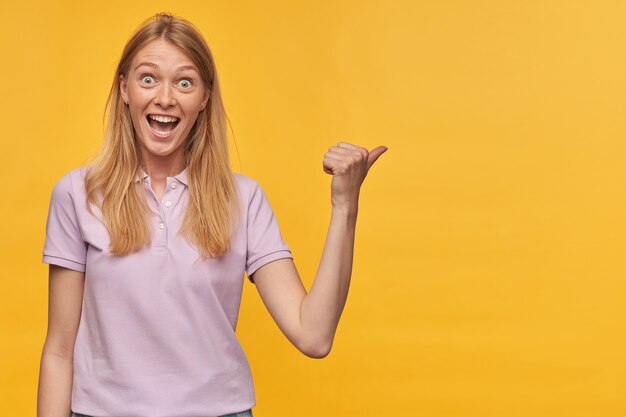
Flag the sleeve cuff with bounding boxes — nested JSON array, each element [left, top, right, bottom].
[[42, 254, 86, 273], [246, 250, 293, 282]]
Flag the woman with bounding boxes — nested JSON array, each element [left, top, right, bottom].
[[37, 12, 387, 417]]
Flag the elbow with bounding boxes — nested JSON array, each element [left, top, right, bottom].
[[303, 344, 332, 359], [297, 337, 333, 359]]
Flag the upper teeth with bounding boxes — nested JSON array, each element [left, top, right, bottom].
[[149, 115, 178, 123]]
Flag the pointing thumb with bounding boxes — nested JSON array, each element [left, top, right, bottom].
[[366, 146, 388, 171]]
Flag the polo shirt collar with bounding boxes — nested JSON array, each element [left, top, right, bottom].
[[134, 167, 189, 187], [135, 169, 149, 183], [174, 167, 189, 186]]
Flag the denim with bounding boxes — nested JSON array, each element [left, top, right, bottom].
[[71, 410, 253, 417]]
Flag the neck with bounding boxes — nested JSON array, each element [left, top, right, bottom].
[[140, 152, 186, 181]]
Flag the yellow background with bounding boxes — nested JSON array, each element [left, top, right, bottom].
[[1, 1, 625, 416]]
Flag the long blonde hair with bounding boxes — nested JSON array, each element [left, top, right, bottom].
[[85, 12, 240, 259]]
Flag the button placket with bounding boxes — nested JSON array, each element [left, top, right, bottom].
[[143, 178, 162, 216], [155, 206, 167, 247], [164, 178, 177, 211], [158, 178, 183, 246], [144, 177, 168, 248]]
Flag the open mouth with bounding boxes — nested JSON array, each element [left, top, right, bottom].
[[146, 114, 180, 137]]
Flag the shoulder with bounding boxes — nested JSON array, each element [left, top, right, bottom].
[[49, 167, 89, 202], [232, 172, 262, 200], [233, 172, 260, 189]]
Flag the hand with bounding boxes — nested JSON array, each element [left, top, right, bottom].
[[323, 141, 388, 209]]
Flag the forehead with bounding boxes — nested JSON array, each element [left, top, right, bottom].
[[131, 38, 197, 71]]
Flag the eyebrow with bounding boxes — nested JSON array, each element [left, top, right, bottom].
[[134, 61, 198, 73]]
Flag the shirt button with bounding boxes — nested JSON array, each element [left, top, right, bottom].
[[165, 201, 172, 208], [159, 222, 165, 229], [171, 183, 177, 189]]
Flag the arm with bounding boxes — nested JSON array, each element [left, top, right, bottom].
[[252, 206, 357, 358], [37, 265, 85, 417], [252, 142, 387, 358]]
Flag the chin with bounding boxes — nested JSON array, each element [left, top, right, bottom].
[[140, 139, 179, 157], [148, 145, 179, 157]]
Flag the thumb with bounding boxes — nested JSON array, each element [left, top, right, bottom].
[[366, 146, 388, 171]]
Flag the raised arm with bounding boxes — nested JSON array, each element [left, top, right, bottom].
[[251, 142, 387, 358]]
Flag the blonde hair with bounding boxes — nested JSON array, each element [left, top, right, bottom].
[[85, 12, 240, 259]]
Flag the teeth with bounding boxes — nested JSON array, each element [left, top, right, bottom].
[[151, 125, 176, 136], [149, 114, 179, 123]]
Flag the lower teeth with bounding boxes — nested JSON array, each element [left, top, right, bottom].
[[152, 126, 174, 135]]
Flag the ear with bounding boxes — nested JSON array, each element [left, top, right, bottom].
[[119, 74, 128, 103], [201, 88, 209, 111]]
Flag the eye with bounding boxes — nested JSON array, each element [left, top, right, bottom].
[[179, 79, 192, 89], [140, 75, 155, 85]]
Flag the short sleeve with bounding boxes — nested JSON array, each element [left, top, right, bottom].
[[245, 180, 293, 282], [42, 171, 87, 272]]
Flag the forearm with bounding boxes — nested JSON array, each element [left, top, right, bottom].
[[37, 350, 73, 417], [299, 202, 358, 355]]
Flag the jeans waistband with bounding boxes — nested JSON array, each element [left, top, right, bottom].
[[72, 409, 253, 417]]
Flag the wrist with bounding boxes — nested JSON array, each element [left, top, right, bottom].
[[331, 202, 358, 219]]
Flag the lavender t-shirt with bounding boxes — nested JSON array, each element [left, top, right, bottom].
[[42, 166, 293, 417]]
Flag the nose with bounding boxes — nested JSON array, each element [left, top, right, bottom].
[[154, 83, 176, 107]]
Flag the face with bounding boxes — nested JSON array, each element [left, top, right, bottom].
[[119, 38, 209, 165]]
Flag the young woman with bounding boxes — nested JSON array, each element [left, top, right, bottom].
[[37, 12, 387, 417]]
